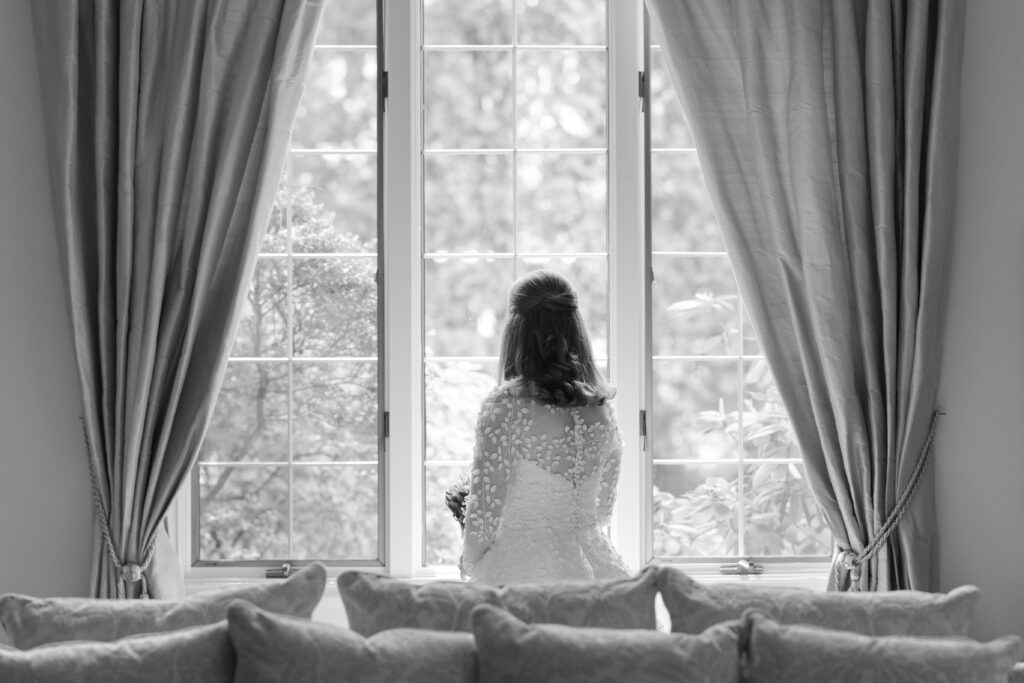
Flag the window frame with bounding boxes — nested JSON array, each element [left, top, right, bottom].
[[171, 0, 830, 585]]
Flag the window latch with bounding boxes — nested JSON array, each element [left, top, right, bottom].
[[719, 559, 763, 576], [265, 562, 293, 579]]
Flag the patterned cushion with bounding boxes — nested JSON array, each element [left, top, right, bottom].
[[0, 622, 233, 683], [471, 603, 742, 683], [0, 562, 326, 649], [656, 566, 979, 636], [337, 566, 658, 636], [745, 611, 1023, 683], [227, 601, 477, 683]]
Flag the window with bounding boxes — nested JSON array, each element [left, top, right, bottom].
[[646, 43, 830, 561], [185, 0, 829, 578], [193, 0, 382, 566]]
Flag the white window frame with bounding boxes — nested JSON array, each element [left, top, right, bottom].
[[170, 0, 829, 589]]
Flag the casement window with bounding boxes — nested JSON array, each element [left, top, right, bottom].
[[180, 0, 830, 580]]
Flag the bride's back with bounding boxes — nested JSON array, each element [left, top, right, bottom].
[[482, 386, 620, 526]]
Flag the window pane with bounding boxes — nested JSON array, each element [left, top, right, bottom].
[[231, 258, 288, 358], [290, 153, 377, 252], [199, 466, 289, 560], [653, 462, 741, 558], [424, 0, 513, 45], [743, 307, 762, 356], [516, 0, 605, 45], [517, 50, 606, 149], [425, 360, 498, 462], [650, 48, 694, 149], [292, 465, 379, 559], [200, 362, 288, 463], [648, 28, 829, 562], [292, 257, 377, 358], [742, 360, 800, 460], [421, 0, 609, 571], [651, 152, 723, 253], [652, 254, 740, 357], [742, 464, 831, 556], [262, 182, 291, 254], [196, 0, 380, 566], [424, 257, 512, 358], [318, 0, 377, 45], [424, 153, 514, 253], [293, 49, 376, 150], [517, 152, 606, 253], [293, 361, 378, 462], [652, 359, 740, 461], [424, 50, 514, 149], [424, 463, 472, 566]]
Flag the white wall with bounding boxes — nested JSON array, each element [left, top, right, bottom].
[[0, 0, 93, 597], [937, 0, 1024, 642], [2, 0, 1024, 640]]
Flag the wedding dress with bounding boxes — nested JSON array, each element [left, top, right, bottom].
[[462, 381, 631, 584]]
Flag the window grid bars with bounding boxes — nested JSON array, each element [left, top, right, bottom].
[[416, 0, 613, 568]]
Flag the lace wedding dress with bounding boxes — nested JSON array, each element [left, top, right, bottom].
[[462, 382, 631, 584]]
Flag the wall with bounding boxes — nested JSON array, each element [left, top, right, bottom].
[[0, 0, 93, 596], [2, 0, 1024, 639], [937, 0, 1024, 642]]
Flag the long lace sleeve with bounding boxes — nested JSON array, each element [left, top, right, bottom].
[[461, 389, 517, 577], [596, 418, 623, 527]]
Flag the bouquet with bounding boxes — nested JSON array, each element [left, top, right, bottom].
[[444, 476, 470, 530]]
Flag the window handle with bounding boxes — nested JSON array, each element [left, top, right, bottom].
[[719, 559, 763, 576], [265, 562, 293, 579]]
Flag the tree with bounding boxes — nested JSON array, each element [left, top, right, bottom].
[[198, 184, 380, 561]]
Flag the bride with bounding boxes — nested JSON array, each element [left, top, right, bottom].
[[461, 270, 631, 584]]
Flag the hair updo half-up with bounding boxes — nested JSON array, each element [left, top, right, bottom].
[[498, 270, 614, 407]]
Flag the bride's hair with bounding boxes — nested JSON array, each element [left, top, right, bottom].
[[498, 270, 614, 407]]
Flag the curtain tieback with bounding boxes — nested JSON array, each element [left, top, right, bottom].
[[98, 515, 158, 599], [831, 409, 944, 591], [83, 421, 158, 599]]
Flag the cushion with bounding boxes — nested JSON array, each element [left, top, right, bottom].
[[227, 600, 477, 683], [0, 561, 326, 649], [337, 566, 659, 636], [656, 565, 979, 636], [0, 621, 233, 683], [744, 611, 1023, 683], [470, 603, 742, 683], [1009, 662, 1024, 683]]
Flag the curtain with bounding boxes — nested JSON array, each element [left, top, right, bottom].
[[31, 0, 323, 598], [646, 0, 965, 590]]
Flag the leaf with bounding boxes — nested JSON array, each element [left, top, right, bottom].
[[666, 299, 709, 315]]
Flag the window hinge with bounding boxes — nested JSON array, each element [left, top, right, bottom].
[[639, 409, 647, 437], [383, 411, 390, 439], [720, 559, 764, 576], [639, 70, 647, 112], [265, 562, 293, 579], [382, 70, 389, 110]]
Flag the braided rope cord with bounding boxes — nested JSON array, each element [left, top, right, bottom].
[[82, 419, 159, 599], [831, 409, 945, 591]]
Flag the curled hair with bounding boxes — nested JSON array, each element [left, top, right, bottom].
[[498, 270, 615, 407]]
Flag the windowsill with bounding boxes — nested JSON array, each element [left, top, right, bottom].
[[184, 561, 831, 629]]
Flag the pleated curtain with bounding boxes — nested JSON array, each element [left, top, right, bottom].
[[646, 0, 966, 590], [30, 0, 323, 598]]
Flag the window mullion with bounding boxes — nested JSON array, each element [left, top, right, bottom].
[[608, 0, 646, 572], [383, 0, 422, 578]]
